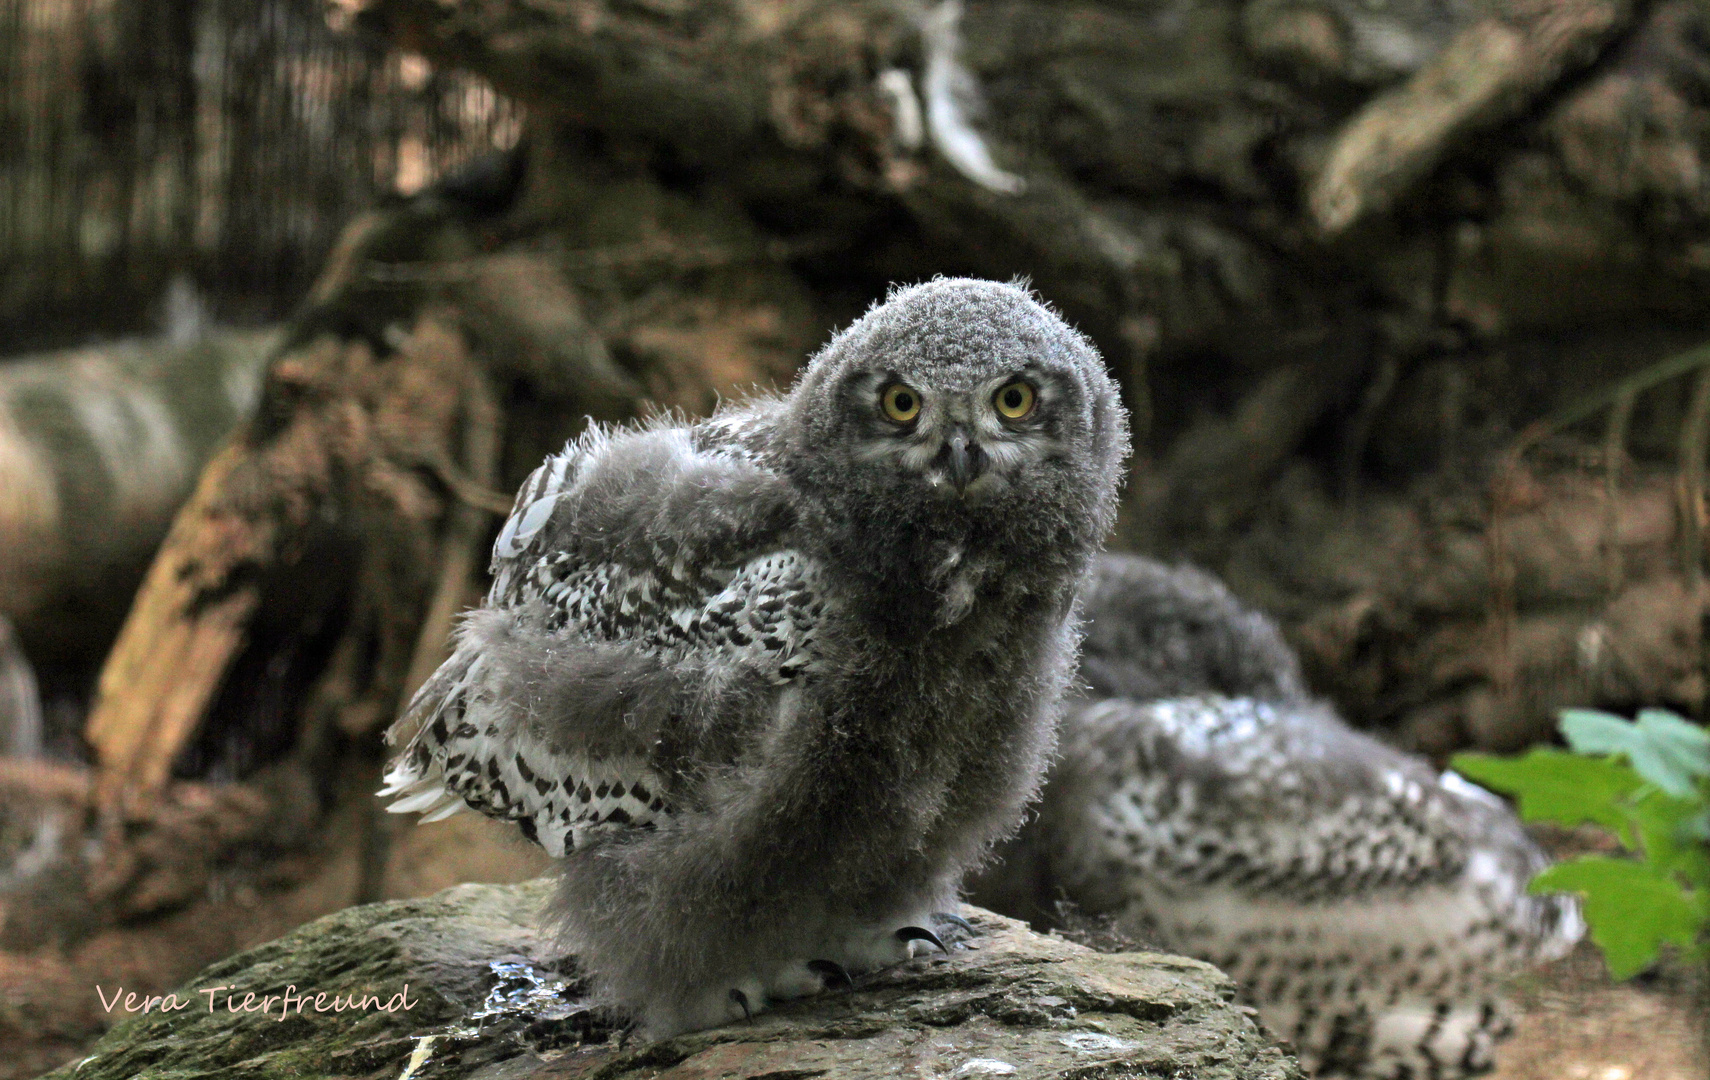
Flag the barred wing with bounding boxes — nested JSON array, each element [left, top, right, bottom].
[[380, 412, 825, 856]]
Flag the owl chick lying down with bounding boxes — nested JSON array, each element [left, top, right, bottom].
[[380, 279, 1129, 1036], [970, 554, 1585, 1079]]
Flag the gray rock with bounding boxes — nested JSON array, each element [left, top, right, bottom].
[[49, 879, 1299, 1080]]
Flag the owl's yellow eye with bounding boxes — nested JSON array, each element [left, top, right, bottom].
[[881, 383, 921, 423], [994, 381, 1036, 419]]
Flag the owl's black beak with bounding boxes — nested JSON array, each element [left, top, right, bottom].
[[941, 428, 987, 494]]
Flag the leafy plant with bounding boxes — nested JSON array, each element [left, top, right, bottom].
[[1452, 707, 1710, 978]]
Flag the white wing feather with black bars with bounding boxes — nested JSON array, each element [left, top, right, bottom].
[[379, 404, 823, 857]]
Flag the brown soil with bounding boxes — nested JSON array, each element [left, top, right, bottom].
[[1493, 943, 1706, 1080]]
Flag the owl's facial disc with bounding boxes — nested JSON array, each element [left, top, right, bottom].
[[857, 369, 1062, 503]]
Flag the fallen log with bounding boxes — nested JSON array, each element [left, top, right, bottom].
[[0, 330, 277, 659], [42, 884, 1299, 1080], [1309, 0, 1636, 233]]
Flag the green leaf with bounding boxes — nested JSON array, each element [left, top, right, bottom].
[[1636, 708, 1710, 785], [1560, 707, 1710, 798], [1452, 749, 1642, 838], [1561, 708, 1644, 756], [1628, 787, 1710, 882], [1685, 808, 1710, 842], [1531, 856, 1705, 979]]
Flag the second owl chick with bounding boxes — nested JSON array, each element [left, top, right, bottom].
[[381, 279, 1128, 1036], [972, 554, 1583, 1079]]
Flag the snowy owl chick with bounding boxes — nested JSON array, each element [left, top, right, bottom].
[[381, 279, 1128, 1036], [971, 553, 1582, 1079]]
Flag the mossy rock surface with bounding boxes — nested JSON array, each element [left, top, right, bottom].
[[50, 879, 1298, 1080]]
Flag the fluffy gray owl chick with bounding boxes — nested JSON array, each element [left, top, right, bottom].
[[1073, 552, 1307, 705], [381, 278, 1129, 1036], [972, 553, 1582, 1079]]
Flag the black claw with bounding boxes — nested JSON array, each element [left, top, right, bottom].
[[807, 959, 853, 989], [933, 911, 974, 935], [728, 987, 753, 1022], [896, 925, 947, 953]]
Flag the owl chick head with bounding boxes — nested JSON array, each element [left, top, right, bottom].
[[784, 278, 1128, 588]]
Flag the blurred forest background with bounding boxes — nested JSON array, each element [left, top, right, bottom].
[[1, 0, 1708, 1075]]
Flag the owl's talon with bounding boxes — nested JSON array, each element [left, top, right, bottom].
[[807, 959, 853, 989], [896, 925, 947, 953], [729, 987, 753, 1022], [933, 911, 974, 936]]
